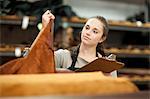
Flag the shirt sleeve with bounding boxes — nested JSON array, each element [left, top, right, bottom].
[[54, 49, 71, 68], [54, 49, 63, 68], [23, 48, 71, 69]]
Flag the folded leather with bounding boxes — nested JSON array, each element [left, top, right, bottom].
[[0, 21, 55, 74]]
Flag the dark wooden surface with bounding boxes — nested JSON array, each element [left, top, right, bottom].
[[1, 91, 149, 99]]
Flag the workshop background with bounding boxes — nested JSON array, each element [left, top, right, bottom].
[[0, 0, 150, 97]]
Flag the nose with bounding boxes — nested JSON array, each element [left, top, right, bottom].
[[85, 30, 91, 36]]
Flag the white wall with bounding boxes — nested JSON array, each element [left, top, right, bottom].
[[63, 0, 144, 20]]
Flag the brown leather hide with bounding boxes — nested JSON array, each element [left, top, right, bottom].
[[0, 72, 139, 96], [0, 21, 55, 74]]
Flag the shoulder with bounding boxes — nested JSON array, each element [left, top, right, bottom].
[[54, 49, 71, 59], [54, 49, 72, 68], [55, 49, 70, 56]]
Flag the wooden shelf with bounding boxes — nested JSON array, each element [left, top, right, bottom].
[[105, 48, 150, 58], [0, 15, 37, 25], [118, 68, 150, 75], [0, 45, 27, 57], [62, 17, 150, 32], [118, 68, 150, 87], [0, 15, 149, 32], [0, 45, 149, 58]]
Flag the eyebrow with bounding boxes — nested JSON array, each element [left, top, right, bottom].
[[86, 24, 100, 31], [93, 28, 99, 31], [86, 25, 90, 27]]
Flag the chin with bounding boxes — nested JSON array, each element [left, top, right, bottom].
[[82, 41, 97, 47], [81, 40, 91, 46]]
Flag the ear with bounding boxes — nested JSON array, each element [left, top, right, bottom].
[[99, 36, 106, 43]]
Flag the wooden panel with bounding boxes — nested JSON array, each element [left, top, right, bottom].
[[0, 72, 139, 96]]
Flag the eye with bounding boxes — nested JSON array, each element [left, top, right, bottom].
[[85, 25, 89, 30], [93, 30, 98, 34]]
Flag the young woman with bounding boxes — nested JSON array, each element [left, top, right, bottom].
[[34, 10, 116, 76]]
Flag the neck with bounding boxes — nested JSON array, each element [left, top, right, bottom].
[[78, 43, 97, 62]]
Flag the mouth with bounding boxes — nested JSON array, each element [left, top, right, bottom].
[[83, 36, 91, 40]]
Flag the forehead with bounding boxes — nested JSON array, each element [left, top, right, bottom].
[[85, 18, 103, 29]]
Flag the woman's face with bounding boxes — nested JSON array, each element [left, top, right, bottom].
[[81, 18, 104, 46]]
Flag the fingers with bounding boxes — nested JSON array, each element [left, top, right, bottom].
[[43, 10, 55, 20], [42, 10, 55, 29], [45, 10, 51, 15]]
